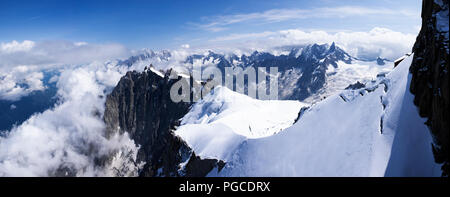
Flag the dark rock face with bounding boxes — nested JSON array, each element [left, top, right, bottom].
[[377, 57, 387, 65], [183, 153, 225, 177], [104, 69, 223, 177], [345, 81, 366, 90], [410, 0, 449, 176]]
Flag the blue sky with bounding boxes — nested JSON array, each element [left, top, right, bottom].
[[0, 0, 422, 50]]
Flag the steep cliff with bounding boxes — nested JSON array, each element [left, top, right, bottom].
[[103, 68, 222, 177], [410, 0, 449, 176]]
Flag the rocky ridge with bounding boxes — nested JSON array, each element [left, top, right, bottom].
[[409, 0, 449, 176]]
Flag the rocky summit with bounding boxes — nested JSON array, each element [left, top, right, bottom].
[[103, 69, 223, 177]]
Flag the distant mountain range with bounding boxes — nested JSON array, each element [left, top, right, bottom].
[[120, 42, 393, 102]]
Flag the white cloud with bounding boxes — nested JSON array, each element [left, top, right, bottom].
[[181, 44, 190, 49], [0, 40, 130, 69], [0, 40, 35, 53], [0, 40, 145, 176], [192, 6, 418, 32], [0, 61, 141, 177], [209, 31, 277, 42], [74, 42, 88, 46], [0, 40, 131, 101], [0, 67, 45, 101]]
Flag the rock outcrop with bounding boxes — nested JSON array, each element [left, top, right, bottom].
[[104, 69, 223, 177], [410, 0, 449, 176], [345, 81, 366, 90]]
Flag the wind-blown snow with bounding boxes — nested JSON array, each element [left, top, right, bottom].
[[205, 55, 440, 177], [175, 86, 307, 161]]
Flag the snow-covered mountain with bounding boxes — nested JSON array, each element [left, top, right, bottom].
[[99, 49, 441, 177], [118, 49, 172, 68], [175, 86, 307, 161], [178, 54, 440, 177], [119, 43, 393, 103]]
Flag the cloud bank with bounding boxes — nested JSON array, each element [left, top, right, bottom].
[[0, 40, 145, 176], [0, 40, 130, 69], [0, 66, 45, 101], [0, 61, 141, 177], [0, 40, 131, 101]]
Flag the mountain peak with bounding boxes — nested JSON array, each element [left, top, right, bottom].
[[376, 57, 386, 65], [328, 42, 336, 53]]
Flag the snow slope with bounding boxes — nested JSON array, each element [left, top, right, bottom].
[[304, 59, 392, 103], [204, 55, 440, 177], [174, 86, 307, 161]]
